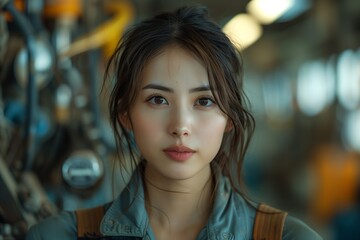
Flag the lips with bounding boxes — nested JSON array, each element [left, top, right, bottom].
[[163, 145, 195, 161]]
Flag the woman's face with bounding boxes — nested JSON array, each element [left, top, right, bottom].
[[126, 45, 228, 185]]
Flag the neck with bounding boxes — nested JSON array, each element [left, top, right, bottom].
[[143, 165, 214, 237]]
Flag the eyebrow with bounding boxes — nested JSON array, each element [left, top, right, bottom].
[[142, 84, 211, 93]]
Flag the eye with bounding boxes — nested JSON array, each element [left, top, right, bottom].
[[147, 96, 168, 105], [195, 97, 215, 107]]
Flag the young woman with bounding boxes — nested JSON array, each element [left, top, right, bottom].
[[27, 5, 322, 240]]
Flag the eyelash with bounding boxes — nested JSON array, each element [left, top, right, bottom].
[[146, 95, 216, 108], [147, 95, 168, 105], [195, 97, 215, 107]]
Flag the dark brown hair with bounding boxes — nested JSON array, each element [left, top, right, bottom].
[[104, 5, 255, 195]]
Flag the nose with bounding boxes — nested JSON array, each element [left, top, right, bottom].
[[171, 127, 190, 137], [168, 106, 192, 137]]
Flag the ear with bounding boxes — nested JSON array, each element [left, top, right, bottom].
[[225, 119, 234, 132], [119, 113, 132, 131]]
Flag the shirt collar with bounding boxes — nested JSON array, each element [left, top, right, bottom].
[[99, 165, 256, 239], [100, 169, 148, 237], [205, 164, 256, 240]]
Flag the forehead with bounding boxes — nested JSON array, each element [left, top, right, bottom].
[[140, 45, 209, 87]]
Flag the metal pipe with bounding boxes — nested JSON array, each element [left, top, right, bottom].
[[2, 1, 38, 170]]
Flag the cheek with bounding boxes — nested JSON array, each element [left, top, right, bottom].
[[195, 118, 227, 162], [196, 116, 227, 144], [130, 109, 165, 142]]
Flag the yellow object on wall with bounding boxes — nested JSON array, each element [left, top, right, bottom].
[[59, 0, 134, 59]]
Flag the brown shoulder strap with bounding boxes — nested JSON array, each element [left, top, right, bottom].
[[253, 203, 288, 240], [76, 205, 105, 238]]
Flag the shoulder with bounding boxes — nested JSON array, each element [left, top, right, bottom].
[[26, 211, 77, 240], [282, 215, 323, 240]]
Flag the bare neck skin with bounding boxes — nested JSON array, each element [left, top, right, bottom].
[[144, 164, 214, 240]]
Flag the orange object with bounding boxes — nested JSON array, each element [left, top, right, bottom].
[[2, 0, 25, 21], [310, 145, 359, 224], [43, 0, 82, 18]]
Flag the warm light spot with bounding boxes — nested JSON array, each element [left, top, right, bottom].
[[223, 14, 262, 50], [247, 0, 294, 24]]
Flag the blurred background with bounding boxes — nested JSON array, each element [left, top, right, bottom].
[[0, 0, 359, 239]]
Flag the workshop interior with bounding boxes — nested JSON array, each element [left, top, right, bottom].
[[0, 0, 359, 239]]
